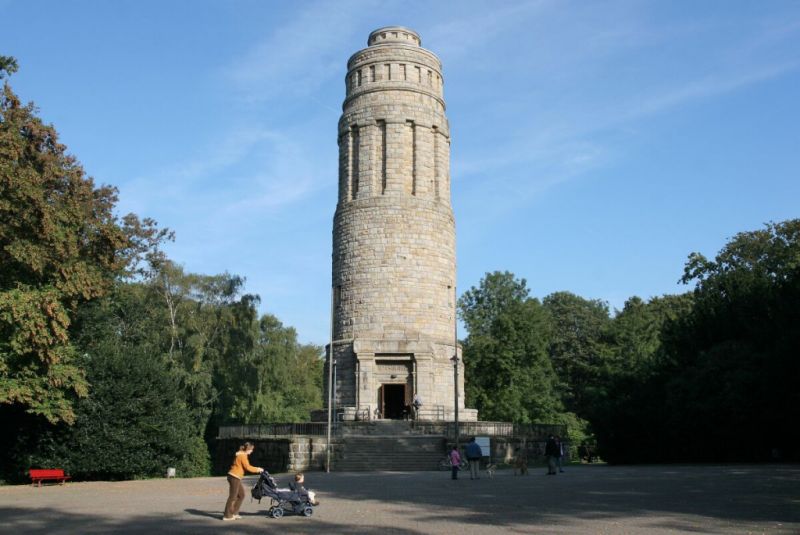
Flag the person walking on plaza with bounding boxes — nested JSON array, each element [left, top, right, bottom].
[[466, 437, 483, 480], [223, 442, 264, 520], [545, 435, 559, 475], [556, 435, 565, 473], [449, 445, 462, 480]]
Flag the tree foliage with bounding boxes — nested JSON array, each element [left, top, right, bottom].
[[0, 62, 323, 482], [589, 220, 800, 463], [0, 56, 17, 79], [542, 291, 612, 417], [34, 344, 210, 480], [459, 221, 798, 464], [459, 272, 563, 423], [221, 314, 323, 424], [0, 69, 167, 424]]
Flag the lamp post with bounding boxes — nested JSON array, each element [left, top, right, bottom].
[[452, 284, 459, 450], [332, 358, 337, 430], [451, 353, 459, 450], [326, 287, 334, 473]]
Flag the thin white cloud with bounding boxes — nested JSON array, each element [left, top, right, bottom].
[[445, 2, 800, 206], [119, 127, 327, 219], [631, 61, 799, 119], [424, 0, 554, 61], [225, 0, 377, 103]]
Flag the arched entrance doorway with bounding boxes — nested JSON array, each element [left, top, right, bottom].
[[379, 384, 408, 419]]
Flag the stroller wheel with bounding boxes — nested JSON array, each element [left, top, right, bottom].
[[272, 507, 284, 519], [303, 506, 313, 517]]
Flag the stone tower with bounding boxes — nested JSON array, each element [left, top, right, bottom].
[[327, 27, 477, 422]]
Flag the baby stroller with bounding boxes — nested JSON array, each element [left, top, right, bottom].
[[251, 470, 315, 518]]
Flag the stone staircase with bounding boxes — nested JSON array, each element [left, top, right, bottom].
[[332, 432, 447, 471]]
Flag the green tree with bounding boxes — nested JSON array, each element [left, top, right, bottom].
[[32, 343, 209, 480], [147, 262, 259, 433], [661, 219, 800, 461], [609, 294, 693, 376], [542, 291, 612, 417], [0, 56, 18, 79], [459, 271, 530, 338], [221, 314, 323, 424], [459, 272, 563, 423], [0, 65, 167, 424], [592, 220, 799, 463], [588, 294, 692, 463]]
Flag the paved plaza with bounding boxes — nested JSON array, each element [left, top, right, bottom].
[[0, 464, 797, 534]]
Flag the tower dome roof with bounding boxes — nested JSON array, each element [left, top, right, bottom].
[[368, 27, 421, 47]]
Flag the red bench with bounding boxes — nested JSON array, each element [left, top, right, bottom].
[[29, 469, 71, 487]]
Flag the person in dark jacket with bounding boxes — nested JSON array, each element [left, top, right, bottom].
[[555, 435, 565, 473], [465, 437, 483, 480], [545, 435, 559, 475]]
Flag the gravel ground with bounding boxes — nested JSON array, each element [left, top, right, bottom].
[[0, 464, 798, 534]]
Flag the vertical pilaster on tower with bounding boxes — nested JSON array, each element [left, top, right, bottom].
[[327, 27, 477, 422]]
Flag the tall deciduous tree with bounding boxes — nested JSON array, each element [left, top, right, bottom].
[[146, 262, 259, 433], [30, 343, 210, 480], [459, 272, 562, 423], [0, 64, 167, 424], [542, 291, 612, 417], [220, 314, 323, 424], [609, 294, 693, 376], [663, 219, 800, 461], [587, 293, 693, 463], [591, 220, 800, 463]]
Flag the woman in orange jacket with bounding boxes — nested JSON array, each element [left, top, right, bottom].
[[223, 442, 263, 520]]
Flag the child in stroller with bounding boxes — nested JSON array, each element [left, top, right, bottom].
[[251, 470, 317, 518], [290, 473, 319, 506]]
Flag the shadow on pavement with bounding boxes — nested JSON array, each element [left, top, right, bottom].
[[184, 508, 222, 520], [308, 464, 799, 531], [0, 506, 428, 535], [0, 465, 797, 534]]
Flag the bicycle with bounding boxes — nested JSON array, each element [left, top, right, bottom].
[[438, 455, 468, 471]]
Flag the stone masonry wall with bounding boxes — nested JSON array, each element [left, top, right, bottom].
[[215, 437, 330, 475], [328, 27, 473, 421]]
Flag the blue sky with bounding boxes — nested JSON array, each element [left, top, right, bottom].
[[3, 0, 799, 345]]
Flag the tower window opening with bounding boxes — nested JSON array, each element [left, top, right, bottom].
[[351, 125, 360, 200], [369, 65, 375, 82], [408, 120, 417, 196], [357, 70, 362, 86], [378, 120, 387, 194], [385, 64, 391, 80]]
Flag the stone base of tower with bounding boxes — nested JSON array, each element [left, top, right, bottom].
[[218, 419, 567, 472], [322, 338, 478, 423]]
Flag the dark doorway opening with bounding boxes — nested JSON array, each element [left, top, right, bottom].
[[380, 384, 407, 419]]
